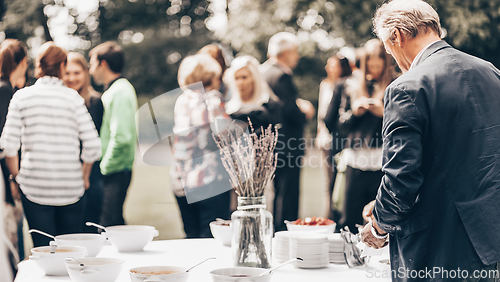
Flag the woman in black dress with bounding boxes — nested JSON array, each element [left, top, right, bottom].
[[63, 52, 104, 233], [333, 39, 395, 233]]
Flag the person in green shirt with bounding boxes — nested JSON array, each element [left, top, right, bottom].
[[89, 41, 137, 227]]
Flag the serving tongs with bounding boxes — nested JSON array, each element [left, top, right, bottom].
[[340, 226, 369, 268]]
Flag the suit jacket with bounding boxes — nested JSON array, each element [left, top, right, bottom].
[[261, 62, 306, 156], [373, 40, 500, 281]]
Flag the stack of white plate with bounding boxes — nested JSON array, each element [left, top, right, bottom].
[[328, 233, 345, 264], [289, 232, 329, 269], [272, 231, 291, 263]]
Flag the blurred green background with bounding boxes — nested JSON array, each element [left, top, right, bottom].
[[2, 0, 500, 111]]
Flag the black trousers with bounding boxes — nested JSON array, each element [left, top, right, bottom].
[[321, 148, 339, 222], [21, 192, 86, 247], [176, 186, 230, 239], [82, 162, 104, 233], [1, 158, 14, 205], [339, 166, 384, 233], [100, 169, 132, 227], [273, 154, 302, 232]]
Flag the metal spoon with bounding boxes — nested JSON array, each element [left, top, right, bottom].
[[185, 257, 216, 272], [85, 222, 107, 232], [258, 258, 303, 276]]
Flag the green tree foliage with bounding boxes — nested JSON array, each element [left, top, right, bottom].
[[1, 0, 500, 99], [0, 0, 51, 43], [223, 0, 500, 67], [430, 0, 500, 66], [96, 0, 214, 96]]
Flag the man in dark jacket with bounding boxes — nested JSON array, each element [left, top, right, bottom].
[[261, 32, 315, 231], [361, 0, 500, 281]]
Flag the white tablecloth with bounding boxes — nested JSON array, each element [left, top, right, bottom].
[[15, 239, 391, 281]]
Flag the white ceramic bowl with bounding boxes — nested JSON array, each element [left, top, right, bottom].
[[54, 233, 107, 257], [129, 266, 189, 282], [210, 222, 231, 246], [29, 245, 87, 276], [66, 257, 124, 282], [210, 267, 272, 282], [103, 225, 159, 252], [285, 222, 336, 233]]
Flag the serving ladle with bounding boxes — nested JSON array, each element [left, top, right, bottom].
[[66, 257, 101, 274], [258, 257, 303, 276], [28, 229, 57, 254], [28, 229, 55, 240], [185, 257, 216, 272], [85, 222, 108, 232]]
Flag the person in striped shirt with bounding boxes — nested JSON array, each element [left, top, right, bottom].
[[0, 42, 101, 247]]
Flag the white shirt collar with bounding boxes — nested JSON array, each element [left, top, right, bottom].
[[409, 40, 441, 70]]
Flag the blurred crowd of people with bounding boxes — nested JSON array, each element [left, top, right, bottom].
[[0, 39, 137, 278], [170, 32, 398, 239], [0, 31, 398, 278]]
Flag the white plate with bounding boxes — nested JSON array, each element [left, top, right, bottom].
[[289, 232, 328, 242], [274, 231, 291, 239], [290, 249, 329, 256]]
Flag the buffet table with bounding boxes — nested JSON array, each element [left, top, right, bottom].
[[15, 239, 391, 281]]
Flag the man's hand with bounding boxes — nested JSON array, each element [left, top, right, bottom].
[[363, 200, 376, 222], [296, 98, 315, 120], [360, 220, 389, 249]]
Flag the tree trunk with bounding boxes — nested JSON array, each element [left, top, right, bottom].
[[36, 1, 52, 42]]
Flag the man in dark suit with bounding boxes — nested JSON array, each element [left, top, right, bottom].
[[360, 0, 500, 281], [260, 32, 315, 231]]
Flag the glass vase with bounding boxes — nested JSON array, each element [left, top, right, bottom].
[[231, 196, 273, 268]]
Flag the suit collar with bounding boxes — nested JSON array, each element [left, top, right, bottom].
[[411, 40, 452, 68], [264, 58, 293, 75]]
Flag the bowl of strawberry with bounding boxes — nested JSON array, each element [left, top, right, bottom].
[[286, 217, 336, 233]]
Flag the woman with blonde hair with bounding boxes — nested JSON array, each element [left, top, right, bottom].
[[337, 39, 395, 233], [0, 42, 101, 247], [63, 52, 104, 233], [224, 55, 281, 135]]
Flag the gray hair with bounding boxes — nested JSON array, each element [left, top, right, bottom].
[[267, 32, 300, 58], [373, 0, 442, 43], [177, 54, 221, 88]]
